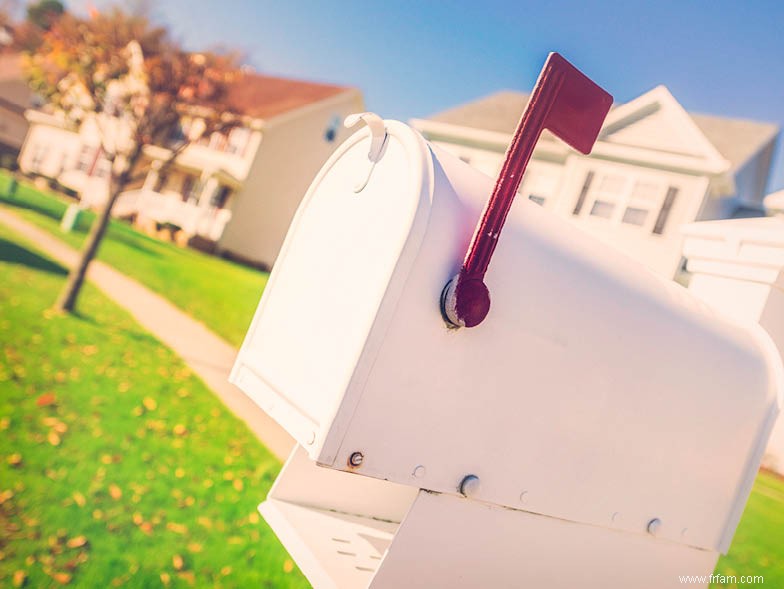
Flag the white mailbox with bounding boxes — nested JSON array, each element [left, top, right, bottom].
[[231, 56, 781, 588]]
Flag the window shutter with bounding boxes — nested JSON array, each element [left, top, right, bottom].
[[652, 187, 678, 235], [572, 171, 594, 215]]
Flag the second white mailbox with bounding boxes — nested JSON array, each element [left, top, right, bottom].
[[232, 118, 782, 588]]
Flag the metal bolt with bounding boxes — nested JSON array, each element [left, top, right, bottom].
[[647, 518, 662, 536], [348, 452, 364, 468], [459, 474, 481, 497]]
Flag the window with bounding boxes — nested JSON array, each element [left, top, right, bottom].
[[181, 176, 201, 203], [324, 115, 341, 143], [77, 145, 97, 173], [590, 200, 615, 218], [210, 186, 232, 209], [518, 164, 560, 208], [588, 173, 625, 219], [31, 144, 48, 170], [621, 180, 658, 226], [226, 127, 250, 155], [208, 132, 227, 151], [573, 167, 679, 235]]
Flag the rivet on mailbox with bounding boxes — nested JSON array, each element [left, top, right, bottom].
[[231, 53, 782, 589]]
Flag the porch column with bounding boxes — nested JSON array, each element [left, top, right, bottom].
[[142, 160, 163, 191], [198, 172, 220, 209]]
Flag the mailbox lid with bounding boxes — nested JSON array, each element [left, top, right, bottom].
[[232, 121, 433, 451]]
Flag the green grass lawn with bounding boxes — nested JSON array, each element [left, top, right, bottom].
[[713, 472, 784, 587], [0, 171, 266, 347], [0, 222, 308, 588]]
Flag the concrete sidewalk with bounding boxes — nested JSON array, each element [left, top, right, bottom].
[[0, 207, 294, 460]]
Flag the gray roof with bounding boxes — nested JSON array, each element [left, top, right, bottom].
[[428, 90, 779, 170], [690, 112, 779, 172]]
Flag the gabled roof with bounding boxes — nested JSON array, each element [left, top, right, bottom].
[[426, 87, 778, 172], [224, 71, 352, 120]]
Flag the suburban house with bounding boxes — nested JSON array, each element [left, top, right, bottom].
[[0, 52, 32, 167], [411, 86, 780, 278], [18, 71, 364, 268]]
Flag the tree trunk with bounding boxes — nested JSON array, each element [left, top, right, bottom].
[[54, 148, 141, 313]]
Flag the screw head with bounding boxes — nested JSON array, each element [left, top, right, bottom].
[[348, 452, 364, 468], [647, 518, 662, 536], [459, 474, 481, 497], [413, 465, 426, 478]]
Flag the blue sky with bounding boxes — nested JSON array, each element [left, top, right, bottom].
[[77, 1, 784, 191]]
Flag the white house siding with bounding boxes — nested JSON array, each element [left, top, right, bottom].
[[18, 119, 81, 180], [218, 90, 364, 268]]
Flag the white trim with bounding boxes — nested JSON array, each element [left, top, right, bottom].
[[601, 86, 728, 167]]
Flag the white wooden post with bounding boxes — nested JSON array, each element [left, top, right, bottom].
[[682, 215, 784, 474]]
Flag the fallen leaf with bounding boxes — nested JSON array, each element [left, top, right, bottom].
[[186, 543, 202, 553], [172, 424, 187, 436], [53, 422, 68, 434], [174, 468, 185, 479], [160, 573, 170, 586], [66, 536, 87, 549], [172, 554, 184, 570], [0, 489, 15, 504], [283, 559, 294, 573], [139, 522, 153, 535], [232, 479, 243, 492], [248, 512, 259, 524], [36, 393, 57, 407], [47, 431, 61, 446], [7, 453, 22, 467], [108, 484, 122, 500], [52, 571, 72, 584], [72, 492, 86, 507], [0, 417, 9, 430], [220, 566, 232, 576], [132, 513, 143, 525], [12, 570, 27, 587], [142, 397, 157, 411], [177, 571, 195, 585], [165, 522, 187, 534]]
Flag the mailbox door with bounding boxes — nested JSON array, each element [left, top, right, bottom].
[[232, 122, 435, 453]]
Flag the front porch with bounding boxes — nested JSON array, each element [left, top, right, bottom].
[[114, 158, 238, 247]]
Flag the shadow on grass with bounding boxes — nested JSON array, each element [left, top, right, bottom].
[[106, 226, 163, 258], [0, 237, 67, 276], [70, 309, 161, 346], [0, 194, 64, 222]]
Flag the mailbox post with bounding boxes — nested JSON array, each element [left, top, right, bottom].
[[231, 55, 781, 588]]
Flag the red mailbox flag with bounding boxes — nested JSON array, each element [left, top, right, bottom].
[[442, 52, 613, 328]]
